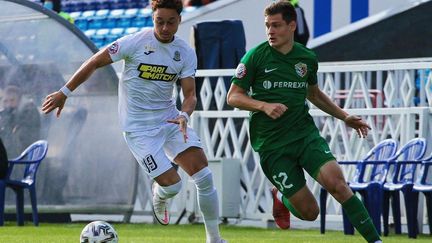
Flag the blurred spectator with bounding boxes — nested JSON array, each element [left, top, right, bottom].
[[42, 0, 74, 24], [183, 0, 216, 7], [290, 0, 310, 46], [0, 85, 41, 158]]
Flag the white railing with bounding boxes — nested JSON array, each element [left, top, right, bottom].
[[135, 58, 432, 229]]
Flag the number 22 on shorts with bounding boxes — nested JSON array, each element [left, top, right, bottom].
[[272, 172, 293, 191]]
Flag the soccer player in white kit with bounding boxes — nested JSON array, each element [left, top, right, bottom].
[[41, 1, 226, 242]]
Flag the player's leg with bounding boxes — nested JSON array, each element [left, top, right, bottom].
[[165, 125, 225, 243], [123, 130, 182, 225], [301, 131, 381, 242], [316, 161, 381, 243], [260, 147, 319, 229]]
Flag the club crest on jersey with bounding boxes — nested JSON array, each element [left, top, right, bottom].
[[295, 62, 307, 77], [235, 63, 247, 79], [173, 51, 181, 61], [108, 42, 119, 54]]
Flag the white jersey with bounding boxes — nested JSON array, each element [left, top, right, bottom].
[[108, 28, 197, 132]]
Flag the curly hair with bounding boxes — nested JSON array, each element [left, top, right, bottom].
[[151, 0, 183, 15]]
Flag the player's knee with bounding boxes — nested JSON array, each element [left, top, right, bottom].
[[300, 205, 319, 221], [327, 179, 351, 201], [191, 167, 214, 193]]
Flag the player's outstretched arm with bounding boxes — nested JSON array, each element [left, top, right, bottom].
[[306, 84, 370, 137], [41, 48, 113, 117]]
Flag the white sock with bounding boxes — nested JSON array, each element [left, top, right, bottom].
[[156, 180, 182, 199], [192, 167, 221, 242]]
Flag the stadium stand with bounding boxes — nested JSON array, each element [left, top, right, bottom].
[[61, 0, 217, 48]]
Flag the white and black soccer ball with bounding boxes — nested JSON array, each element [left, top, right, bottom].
[[80, 221, 119, 243]]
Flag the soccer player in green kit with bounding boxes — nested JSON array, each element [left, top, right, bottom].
[[227, 1, 381, 242]]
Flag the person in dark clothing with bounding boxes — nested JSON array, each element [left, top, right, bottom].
[[0, 85, 41, 158], [290, 0, 310, 45]]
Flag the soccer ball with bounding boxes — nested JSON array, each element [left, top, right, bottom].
[[80, 221, 119, 243]]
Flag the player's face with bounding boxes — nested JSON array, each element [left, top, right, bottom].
[[265, 13, 296, 50], [3, 93, 19, 109], [152, 8, 181, 43]]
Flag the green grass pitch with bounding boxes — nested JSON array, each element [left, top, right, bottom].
[[0, 222, 430, 242]]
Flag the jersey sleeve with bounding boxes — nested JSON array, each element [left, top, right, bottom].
[[107, 33, 138, 63], [230, 50, 256, 90], [179, 48, 197, 79], [307, 58, 318, 85]]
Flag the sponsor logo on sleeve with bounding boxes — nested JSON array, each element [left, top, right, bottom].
[[108, 42, 119, 55], [235, 63, 247, 79]]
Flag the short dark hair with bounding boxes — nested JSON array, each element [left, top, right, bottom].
[[264, 0, 297, 24], [151, 0, 183, 15]]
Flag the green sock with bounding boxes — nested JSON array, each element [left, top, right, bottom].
[[342, 195, 381, 243], [281, 196, 304, 220]]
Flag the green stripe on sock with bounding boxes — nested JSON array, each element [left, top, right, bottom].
[[281, 196, 304, 220], [342, 195, 381, 243]]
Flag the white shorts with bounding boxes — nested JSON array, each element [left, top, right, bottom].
[[123, 123, 203, 178]]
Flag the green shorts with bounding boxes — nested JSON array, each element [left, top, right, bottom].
[[259, 129, 336, 198]]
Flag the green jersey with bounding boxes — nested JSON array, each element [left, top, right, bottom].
[[231, 41, 319, 152]]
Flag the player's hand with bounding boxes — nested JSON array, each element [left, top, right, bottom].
[[167, 115, 188, 143], [344, 115, 371, 138], [41, 91, 67, 117], [263, 103, 288, 119]]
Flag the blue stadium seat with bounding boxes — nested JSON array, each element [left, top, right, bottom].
[[95, 9, 109, 18], [68, 11, 82, 20], [74, 17, 89, 30], [139, 8, 152, 17], [81, 10, 96, 19], [104, 35, 118, 45], [320, 139, 398, 235], [382, 138, 427, 238], [135, 0, 149, 8], [412, 154, 432, 238], [95, 28, 110, 36], [116, 16, 133, 28], [90, 36, 105, 48], [87, 17, 106, 30], [103, 28, 125, 44], [84, 29, 97, 38], [110, 27, 125, 37], [131, 15, 148, 28], [70, 1, 86, 12], [109, 9, 126, 18], [110, 0, 128, 10], [0, 140, 49, 226], [124, 8, 138, 17], [62, 2, 72, 13], [86, 0, 100, 11], [124, 27, 140, 35], [98, 0, 111, 10], [103, 17, 117, 29]]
